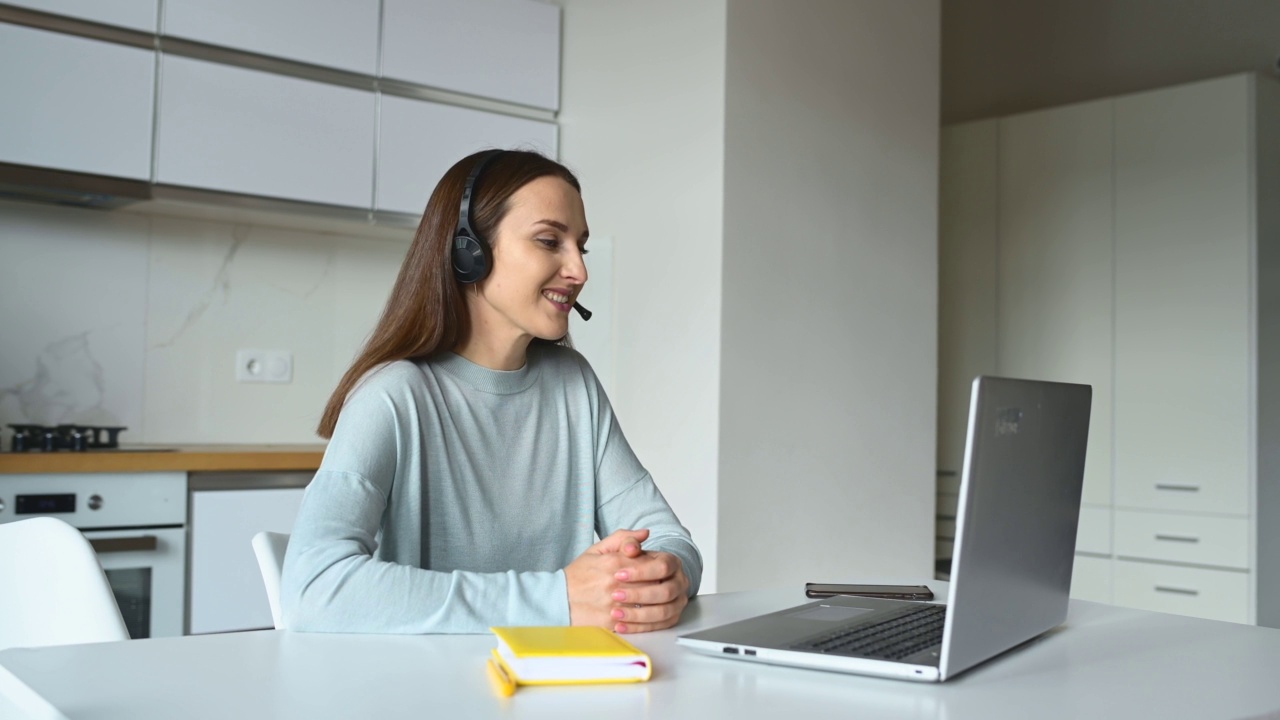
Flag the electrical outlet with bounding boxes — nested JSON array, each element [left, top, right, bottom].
[[236, 349, 293, 384]]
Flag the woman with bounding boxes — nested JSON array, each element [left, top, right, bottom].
[[280, 149, 702, 634]]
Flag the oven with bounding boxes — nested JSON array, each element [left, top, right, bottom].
[[0, 472, 186, 639]]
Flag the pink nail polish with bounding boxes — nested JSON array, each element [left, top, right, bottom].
[[611, 608, 624, 619], [615, 623, 627, 633], [612, 591, 626, 601], [615, 571, 629, 581]]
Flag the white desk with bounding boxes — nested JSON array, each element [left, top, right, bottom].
[[3, 583, 1280, 719]]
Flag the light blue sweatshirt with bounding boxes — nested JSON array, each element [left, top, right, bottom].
[[280, 345, 702, 633]]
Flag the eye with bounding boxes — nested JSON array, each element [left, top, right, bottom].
[[537, 237, 560, 249], [579, 246, 590, 256]]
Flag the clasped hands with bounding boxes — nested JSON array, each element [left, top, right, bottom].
[[564, 529, 688, 634]]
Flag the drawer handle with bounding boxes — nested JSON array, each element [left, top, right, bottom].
[[89, 536, 158, 553], [1154, 534, 1200, 544], [1154, 483, 1200, 492], [1154, 585, 1200, 597]]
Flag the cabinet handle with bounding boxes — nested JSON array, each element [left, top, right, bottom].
[[1154, 534, 1200, 543], [1154, 483, 1200, 492], [1154, 585, 1199, 596]]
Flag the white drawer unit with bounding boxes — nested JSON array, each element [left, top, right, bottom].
[[1113, 510, 1249, 570], [1076, 505, 1111, 555], [1071, 554, 1112, 604], [1113, 559, 1249, 624]]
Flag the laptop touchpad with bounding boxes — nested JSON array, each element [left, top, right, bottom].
[[789, 606, 874, 622]]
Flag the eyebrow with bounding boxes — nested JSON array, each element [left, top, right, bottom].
[[532, 219, 589, 241]]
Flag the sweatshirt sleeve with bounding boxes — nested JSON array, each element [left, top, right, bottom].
[[585, 365, 704, 597], [279, 366, 571, 634]]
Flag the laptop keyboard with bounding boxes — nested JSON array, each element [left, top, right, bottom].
[[793, 604, 947, 661]]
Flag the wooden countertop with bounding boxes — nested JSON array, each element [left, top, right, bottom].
[[0, 445, 326, 474]]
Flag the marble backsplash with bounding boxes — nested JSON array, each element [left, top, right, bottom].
[[0, 199, 407, 446]]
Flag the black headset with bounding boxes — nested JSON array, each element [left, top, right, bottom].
[[451, 150, 501, 285], [451, 150, 592, 321]]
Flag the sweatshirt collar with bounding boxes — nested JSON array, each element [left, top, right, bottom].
[[432, 347, 542, 395]]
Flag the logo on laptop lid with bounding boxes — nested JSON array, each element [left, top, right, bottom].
[[995, 407, 1023, 436]]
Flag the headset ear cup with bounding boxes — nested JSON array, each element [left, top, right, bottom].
[[452, 233, 489, 284]]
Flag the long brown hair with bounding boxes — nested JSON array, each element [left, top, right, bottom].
[[317, 149, 582, 438]]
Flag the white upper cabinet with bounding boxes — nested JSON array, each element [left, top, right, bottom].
[[377, 95, 557, 215], [163, 0, 380, 75], [157, 55, 375, 208], [997, 100, 1114, 508], [3, 0, 158, 32], [1113, 76, 1251, 516], [381, 0, 561, 110], [0, 23, 154, 179]]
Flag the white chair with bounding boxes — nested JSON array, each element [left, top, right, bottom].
[[251, 531, 290, 630], [0, 517, 129, 651]]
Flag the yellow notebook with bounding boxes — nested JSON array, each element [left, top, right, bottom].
[[488, 626, 653, 693]]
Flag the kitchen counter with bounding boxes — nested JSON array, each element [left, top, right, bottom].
[[0, 445, 326, 474]]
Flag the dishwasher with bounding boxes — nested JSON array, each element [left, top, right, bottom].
[[187, 472, 310, 634]]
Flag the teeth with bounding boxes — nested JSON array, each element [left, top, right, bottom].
[[543, 290, 570, 303]]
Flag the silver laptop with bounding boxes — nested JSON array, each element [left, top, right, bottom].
[[677, 376, 1091, 683]]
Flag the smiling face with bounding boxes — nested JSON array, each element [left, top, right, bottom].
[[460, 175, 589, 366]]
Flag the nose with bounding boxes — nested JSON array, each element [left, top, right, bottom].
[[562, 246, 588, 287]]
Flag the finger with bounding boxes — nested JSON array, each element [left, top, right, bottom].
[[613, 553, 678, 583], [589, 529, 650, 554], [614, 614, 682, 634], [611, 578, 682, 606], [609, 599, 682, 626], [611, 599, 686, 632]]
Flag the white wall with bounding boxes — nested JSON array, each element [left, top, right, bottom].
[[0, 200, 406, 445], [717, 1, 941, 591], [557, 0, 940, 593], [556, 0, 728, 591]]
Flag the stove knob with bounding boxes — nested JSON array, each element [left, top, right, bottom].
[[88, 494, 103, 511]]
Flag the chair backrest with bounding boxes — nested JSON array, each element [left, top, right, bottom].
[[0, 517, 129, 651], [251, 531, 290, 630]]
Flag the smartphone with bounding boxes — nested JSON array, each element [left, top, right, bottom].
[[804, 583, 934, 600]]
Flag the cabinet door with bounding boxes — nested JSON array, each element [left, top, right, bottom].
[[1114, 76, 1251, 516], [937, 120, 999, 475], [3, 0, 158, 31], [997, 100, 1114, 507], [0, 24, 154, 179], [164, 0, 379, 75], [157, 55, 375, 208], [189, 487, 305, 634], [382, 0, 560, 110], [376, 95, 557, 215]]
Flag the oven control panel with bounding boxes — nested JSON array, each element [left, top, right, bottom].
[[0, 473, 186, 528]]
